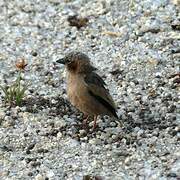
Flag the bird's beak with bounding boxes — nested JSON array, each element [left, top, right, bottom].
[[56, 58, 66, 64]]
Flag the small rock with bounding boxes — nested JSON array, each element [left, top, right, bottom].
[[89, 138, 102, 145], [35, 174, 44, 180], [67, 15, 88, 29], [79, 129, 86, 137]]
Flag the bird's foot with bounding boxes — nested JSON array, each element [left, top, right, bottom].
[[91, 116, 97, 131]]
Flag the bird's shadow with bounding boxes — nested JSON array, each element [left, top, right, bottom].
[[17, 95, 177, 143]]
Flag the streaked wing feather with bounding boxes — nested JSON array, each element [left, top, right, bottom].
[[88, 90, 118, 118], [84, 72, 117, 117], [84, 72, 106, 88]]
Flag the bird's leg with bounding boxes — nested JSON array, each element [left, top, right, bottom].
[[83, 115, 89, 127], [92, 115, 97, 130]]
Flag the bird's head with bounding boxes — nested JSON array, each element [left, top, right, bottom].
[[57, 51, 96, 73]]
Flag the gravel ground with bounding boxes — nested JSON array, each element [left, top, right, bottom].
[[0, 0, 179, 179]]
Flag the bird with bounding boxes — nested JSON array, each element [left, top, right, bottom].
[[57, 51, 118, 130]]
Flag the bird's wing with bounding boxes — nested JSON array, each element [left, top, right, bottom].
[[84, 71, 107, 88], [84, 72, 118, 118]]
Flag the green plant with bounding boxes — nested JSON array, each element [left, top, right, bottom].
[[0, 59, 28, 106]]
